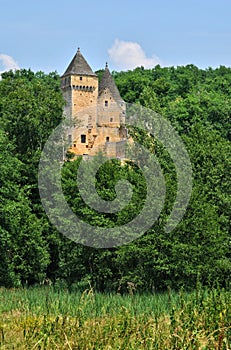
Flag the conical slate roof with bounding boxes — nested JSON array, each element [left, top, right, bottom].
[[99, 63, 123, 102], [62, 48, 97, 77]]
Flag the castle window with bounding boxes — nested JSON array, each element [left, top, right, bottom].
[[81, 134, 86, 143], [110, 118, 113, 122], [105, 100, 108, 107], [80, 76, 83, 81], [106, 136, 110, 142], [73, 143, 76, 148]]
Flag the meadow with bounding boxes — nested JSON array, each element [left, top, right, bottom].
[[0, 286, 230, 349]]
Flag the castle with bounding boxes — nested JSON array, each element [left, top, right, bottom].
[[61, 48, 127, 157]]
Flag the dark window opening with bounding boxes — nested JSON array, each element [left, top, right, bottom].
[[105, 100, 108, 107], [110, 118, 113, 122], [80, 76, 83, 81], [106, 136, 110, 142], [81, 134, 86, 143]]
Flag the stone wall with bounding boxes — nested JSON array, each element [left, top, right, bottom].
[[61, 67, 127, 158]]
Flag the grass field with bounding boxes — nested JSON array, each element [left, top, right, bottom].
[[0, 286, 230, 349]]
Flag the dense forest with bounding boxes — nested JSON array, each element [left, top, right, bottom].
[[0, 65, 230, 292]]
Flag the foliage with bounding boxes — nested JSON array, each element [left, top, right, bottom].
[[0, 130, 49, 286], [0, 65, 230, 291]]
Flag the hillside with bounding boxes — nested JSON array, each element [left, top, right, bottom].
[[0, 65, 230, 291]]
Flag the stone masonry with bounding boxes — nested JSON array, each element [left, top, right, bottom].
[[61, 48, 127, 157]]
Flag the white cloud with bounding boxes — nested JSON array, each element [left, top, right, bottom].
[[108, 39, 161, 70], [0, 54, 20, 77]]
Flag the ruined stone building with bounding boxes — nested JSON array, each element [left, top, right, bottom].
[[61, 48, 127, 157]]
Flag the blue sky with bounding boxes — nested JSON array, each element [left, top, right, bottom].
[[1, 0, 231, 75]]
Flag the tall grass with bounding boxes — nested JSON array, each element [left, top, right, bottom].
[[0, 286, 230, 349]]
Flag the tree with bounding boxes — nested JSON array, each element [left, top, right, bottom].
[[0, 130, 49, 286]]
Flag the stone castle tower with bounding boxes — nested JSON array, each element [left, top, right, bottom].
[[61, 48, 127, 157]]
